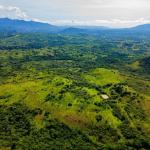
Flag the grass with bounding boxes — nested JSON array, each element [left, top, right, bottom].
[[100, 109, 121, 128], [83, 68, 123, 86], [129, 61, 140, 70], [0, 68, 120, 130]]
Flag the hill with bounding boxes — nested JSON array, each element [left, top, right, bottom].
[[0, 18, 60, 33], [131, 24, 150, 31], [0, 18, 150, 36]]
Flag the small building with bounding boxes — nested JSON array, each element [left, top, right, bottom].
[[101, 94, 109, 100]]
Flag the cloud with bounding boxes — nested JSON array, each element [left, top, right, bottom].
[[0, 5, 29, 19], [0, 3, 150, 28], [50, 18, 150, 28], [90, 0, 150, 8], [0, 5, 51, 23]]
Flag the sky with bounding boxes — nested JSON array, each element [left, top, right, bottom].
[[0, 0, 150, 27]]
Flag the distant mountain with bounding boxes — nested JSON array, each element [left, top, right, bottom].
[[130, 24, 150, 31], [61, 27, 89, 34], [60, 27, 110, 35], [0, 18, 111, 35], [61, 24, 150, 35], [0, 18, 150, 36], [74, 26, 110, 30], [0, 18, 61, 33]]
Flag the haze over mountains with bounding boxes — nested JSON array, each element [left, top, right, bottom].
[[0, 18, 150, 35]]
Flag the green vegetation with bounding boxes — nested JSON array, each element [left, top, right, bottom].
[[0, 33, 150, 149]]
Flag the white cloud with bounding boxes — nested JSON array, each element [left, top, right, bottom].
[[90, 0, 150, 8], [50, 18, 150, 28], [0, 2, 150, 28], [0, 5, 29, 19], [0, 5, 52, 24]]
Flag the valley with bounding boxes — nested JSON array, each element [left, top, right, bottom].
[[0, 19, 150, 150]]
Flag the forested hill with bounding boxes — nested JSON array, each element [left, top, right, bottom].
[[131, 24, 150, 31], [0, 18, 60, 34]]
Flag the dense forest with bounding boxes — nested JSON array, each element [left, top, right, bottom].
[[0, 19, 150, 150]]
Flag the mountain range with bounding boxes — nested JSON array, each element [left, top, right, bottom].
[[0, 18, 150, 35]]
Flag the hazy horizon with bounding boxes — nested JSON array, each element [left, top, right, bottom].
[[0, 0, 150, 28]]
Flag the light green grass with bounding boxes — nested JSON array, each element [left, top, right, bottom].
[[83, 68, 123, 86]]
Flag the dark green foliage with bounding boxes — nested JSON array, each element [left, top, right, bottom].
[[68, 103, 72, 107], [119, 121, 150, 149], [45, 93, 56, 102], [0, 103, 97, 150], [95, 115, 102, 122], [89, 125, 120, 144], [140, 56, 150, 73], [0, 103, 31, 148], [112, 106, 126, 121]]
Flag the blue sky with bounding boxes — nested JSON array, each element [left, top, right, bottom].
[[0, 0, 150, 27]]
